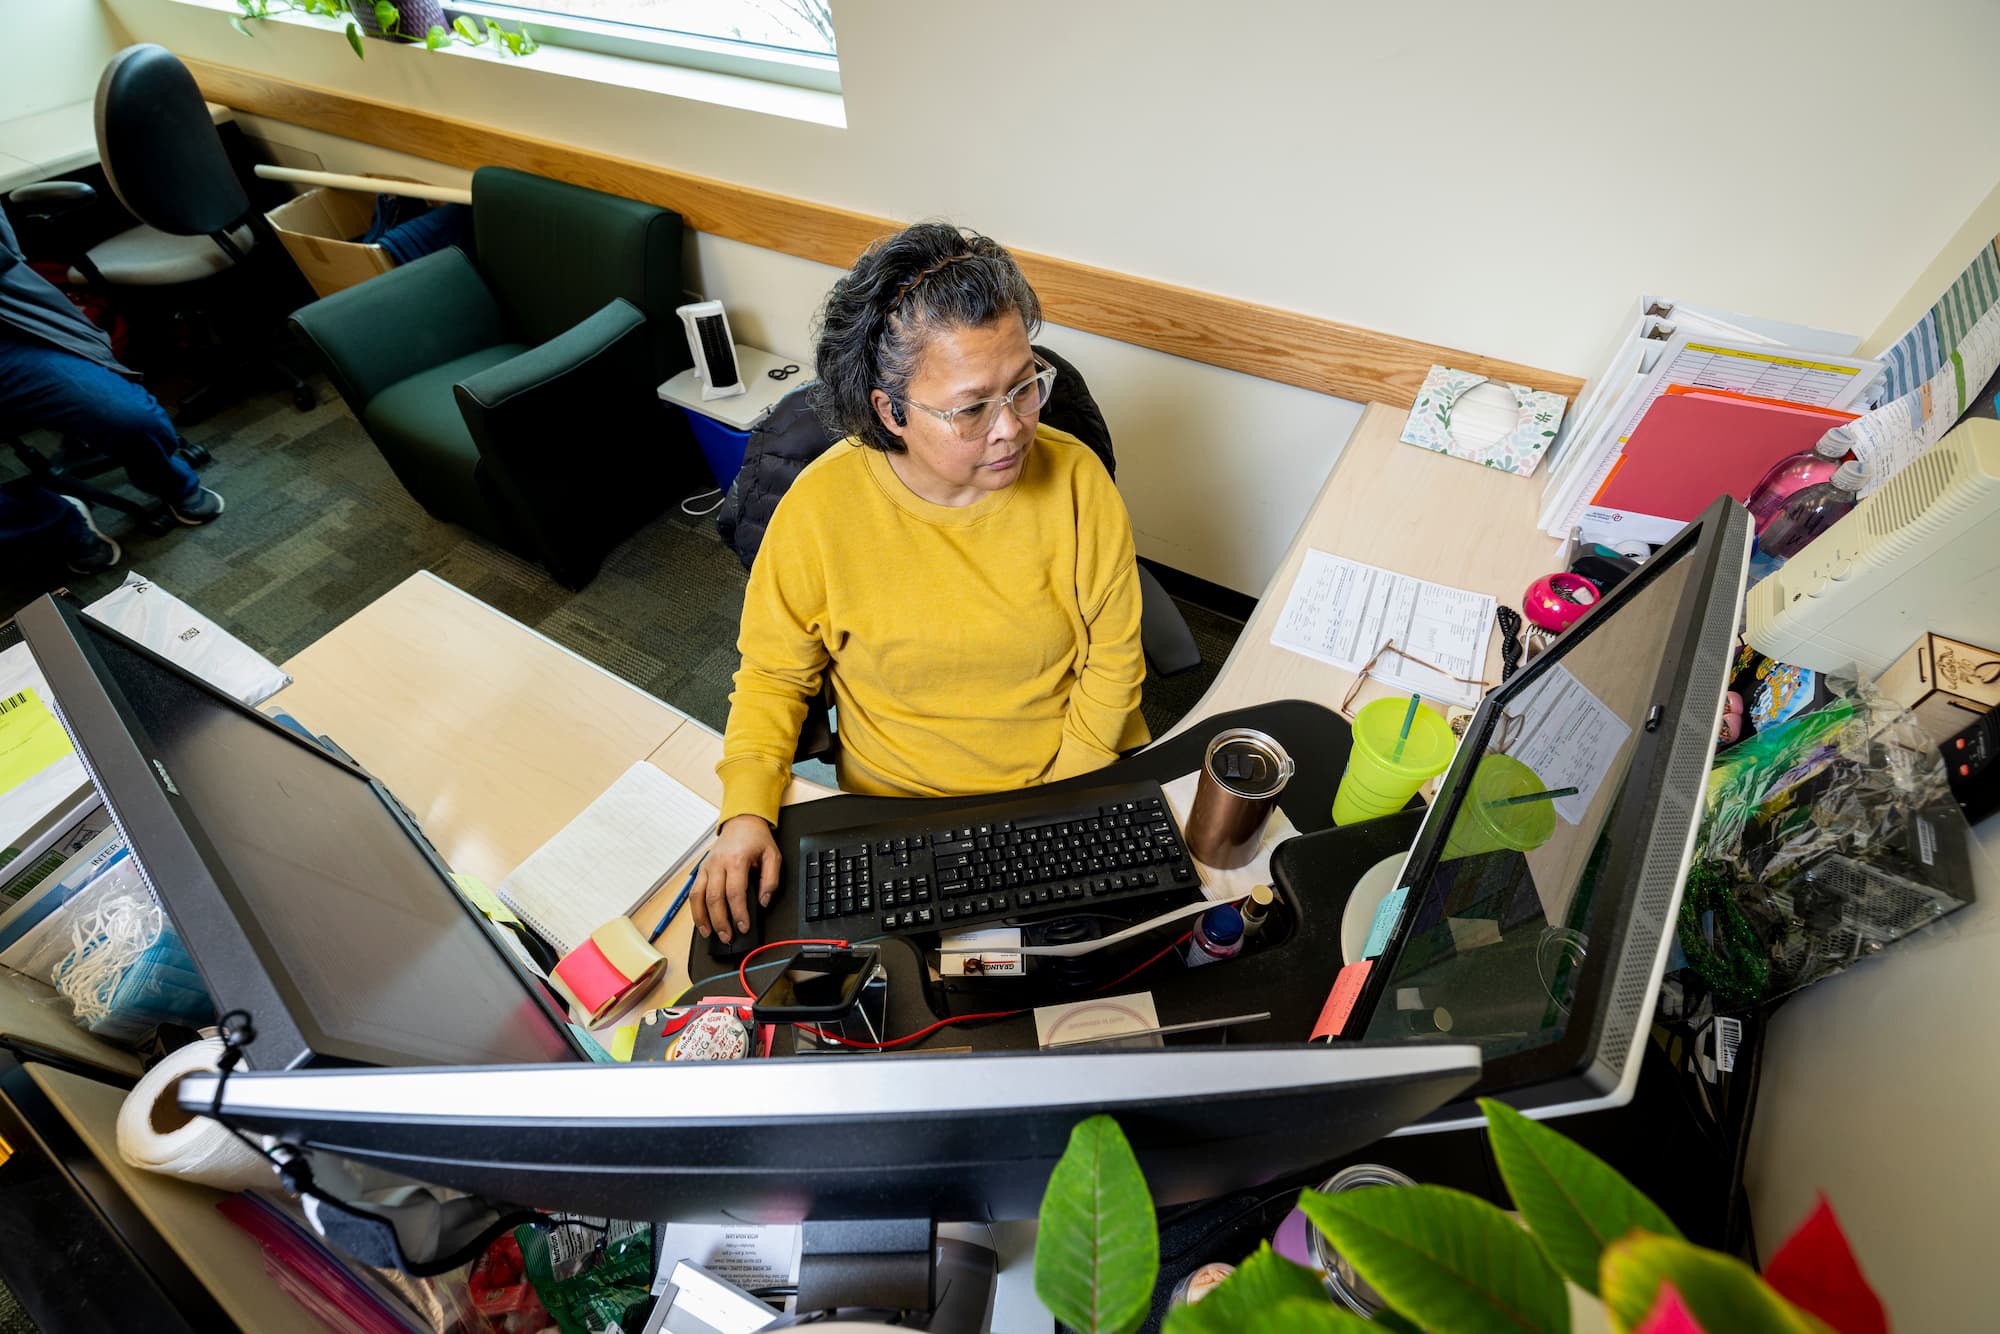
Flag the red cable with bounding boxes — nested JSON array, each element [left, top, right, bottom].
[[797, 1006, 1026, 1051], [735, 938, 849, 1000], [1098, 929, 1196, 993]]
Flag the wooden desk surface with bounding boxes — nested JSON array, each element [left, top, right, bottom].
[[274, 571, 690, 890], [1170, 401, 1561, 738]]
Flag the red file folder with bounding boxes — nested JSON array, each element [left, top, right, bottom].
[[1592, 390, 1857, 524]]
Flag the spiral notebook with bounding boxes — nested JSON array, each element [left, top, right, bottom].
[[496, 762, 718, 957]]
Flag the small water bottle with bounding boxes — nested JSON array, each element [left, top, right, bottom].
[[1185, 904, 1245, 967], [1754, 459, 1867, 563], [1744, 436, 1848, 532]]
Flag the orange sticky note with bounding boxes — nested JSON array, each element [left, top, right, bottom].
[[1310, 960, 1373, 1041]]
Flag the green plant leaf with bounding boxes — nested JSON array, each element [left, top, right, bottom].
[[500, 28, 524, 55], [1302, 1184, 1570, 1334], [519, 25, 538, 53], [1600, 1232, 1834, 1334], [424, 24, 449, 48], [374, 1, 397, 34], [1160, 1244, 1364, 1334], [1481, 1097, 1681, 1295], [454, 15, 481, 42], [1033, 1115, 1157, 1334], [346, 20, 366, 58], [230, 16, 253, 36]]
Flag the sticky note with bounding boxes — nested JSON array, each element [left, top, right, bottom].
[[449, 871, 523, 927], [567, 1024, 615, 1063], [1362, 886, 1407, 960], [1311, 961, 1373, 1040], [0, 688, 74, 798]]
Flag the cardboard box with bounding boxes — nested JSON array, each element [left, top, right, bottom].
[[265, 187, 398, 298], [1875, 633, 2000, 743]]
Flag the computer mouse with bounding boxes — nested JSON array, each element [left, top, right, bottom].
[[705, 873, 764, 963]]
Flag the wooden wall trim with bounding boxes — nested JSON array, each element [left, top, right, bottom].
[[188, 59, 1583, 408]]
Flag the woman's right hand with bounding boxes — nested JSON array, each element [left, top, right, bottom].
[[692, 814, 782, 944]]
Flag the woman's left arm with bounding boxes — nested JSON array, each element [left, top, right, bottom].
[[1048, 479, 1150, 781]]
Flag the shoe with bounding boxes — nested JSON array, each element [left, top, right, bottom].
[[61, 497, 123, 574], [169, 486, 226, 525]]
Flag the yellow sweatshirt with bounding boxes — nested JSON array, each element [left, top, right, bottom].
[[717, 424, 1150, 826]]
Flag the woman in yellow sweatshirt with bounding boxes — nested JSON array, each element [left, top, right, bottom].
[[692, 224, 1149, 943]]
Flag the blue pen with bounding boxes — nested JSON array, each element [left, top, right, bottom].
[[649, 856, 706, 943]]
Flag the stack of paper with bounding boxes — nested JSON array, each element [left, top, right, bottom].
[[497, 762, 718, 956], [1269, 552, 1495, 709], [1540, 297, 1879, 542], [1824, 239, 2000, 494]]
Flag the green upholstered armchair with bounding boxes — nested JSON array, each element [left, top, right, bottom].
[[290, 166, 699, 588]]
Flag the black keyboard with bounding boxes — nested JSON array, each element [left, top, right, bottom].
[[798, 778, 1203, 938]]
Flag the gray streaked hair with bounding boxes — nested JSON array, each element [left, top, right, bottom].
[[810, 221, 1042, 453]]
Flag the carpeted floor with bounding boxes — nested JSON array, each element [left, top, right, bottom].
[[2, 382, 1244, 744]]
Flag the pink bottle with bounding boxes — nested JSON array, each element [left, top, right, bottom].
[[1745, 435, 1847, 532], [1755, 460, 1867, 561]]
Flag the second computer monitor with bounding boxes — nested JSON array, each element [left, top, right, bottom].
[[1343, 495, 1752, 1126]]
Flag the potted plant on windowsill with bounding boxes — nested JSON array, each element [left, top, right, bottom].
[[229, 1, 539, 60]]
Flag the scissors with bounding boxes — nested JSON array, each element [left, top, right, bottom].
[[767, 364, 802, 381]]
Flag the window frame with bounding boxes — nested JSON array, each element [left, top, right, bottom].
[[447, 0, 840, 93]]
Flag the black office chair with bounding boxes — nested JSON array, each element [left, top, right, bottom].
[[6, 44, 313, 423], [3, 432, 207, 537]]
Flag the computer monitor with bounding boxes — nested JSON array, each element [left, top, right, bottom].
[[1342, 494, 1752, 1129], [14, 595, 582, 1070], [179, 1044, 1481, 1223]]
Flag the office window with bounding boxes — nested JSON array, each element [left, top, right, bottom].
[[460, 0, 839, 90]]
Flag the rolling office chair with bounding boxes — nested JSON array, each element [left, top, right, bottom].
[[3, 432, 206, 538], [5, 44, 314, 423]]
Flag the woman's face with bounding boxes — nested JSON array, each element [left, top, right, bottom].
[[872, 315, 1038, 507]]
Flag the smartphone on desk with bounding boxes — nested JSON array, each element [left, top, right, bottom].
[[751, 944, 880, 1024]]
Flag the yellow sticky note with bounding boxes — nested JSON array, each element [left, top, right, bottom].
[[0, 688, 74, 798], [448, 871, 523, 927]]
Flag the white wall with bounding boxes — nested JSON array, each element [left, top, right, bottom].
[[4, 0, 130, 120], [1746, 816, 1999, 1330], [94, 0, 2000, 594]]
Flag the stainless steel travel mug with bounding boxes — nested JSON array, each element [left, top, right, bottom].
[[1185, 728, 1295, 869]]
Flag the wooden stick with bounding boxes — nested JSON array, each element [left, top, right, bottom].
[[253, 164, 471, 204]]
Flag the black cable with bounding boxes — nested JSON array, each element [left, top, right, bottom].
[[201, 1010, 556, 1277], [1722, 1005, 1769, 1267]]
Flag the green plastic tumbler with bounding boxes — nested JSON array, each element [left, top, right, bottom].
[[1332, 697, 1456, 825], [1440, 753, 1558, 860]]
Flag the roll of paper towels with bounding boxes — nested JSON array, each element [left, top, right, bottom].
[[116, 1037, 276, 1192]]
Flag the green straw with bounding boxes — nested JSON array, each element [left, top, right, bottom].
[[1491, 785, 1579, 808], [1390, 693, 1421, 764]]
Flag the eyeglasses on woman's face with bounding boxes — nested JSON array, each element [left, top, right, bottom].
[[901, 357, 1057, 442]]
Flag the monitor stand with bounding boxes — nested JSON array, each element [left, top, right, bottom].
[[796, 1219, 996, 1332]]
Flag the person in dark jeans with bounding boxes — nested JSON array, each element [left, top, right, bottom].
[[1, 207, 223, 573]]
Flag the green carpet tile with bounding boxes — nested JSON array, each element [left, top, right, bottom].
[[3, 383, 1243, 745]]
